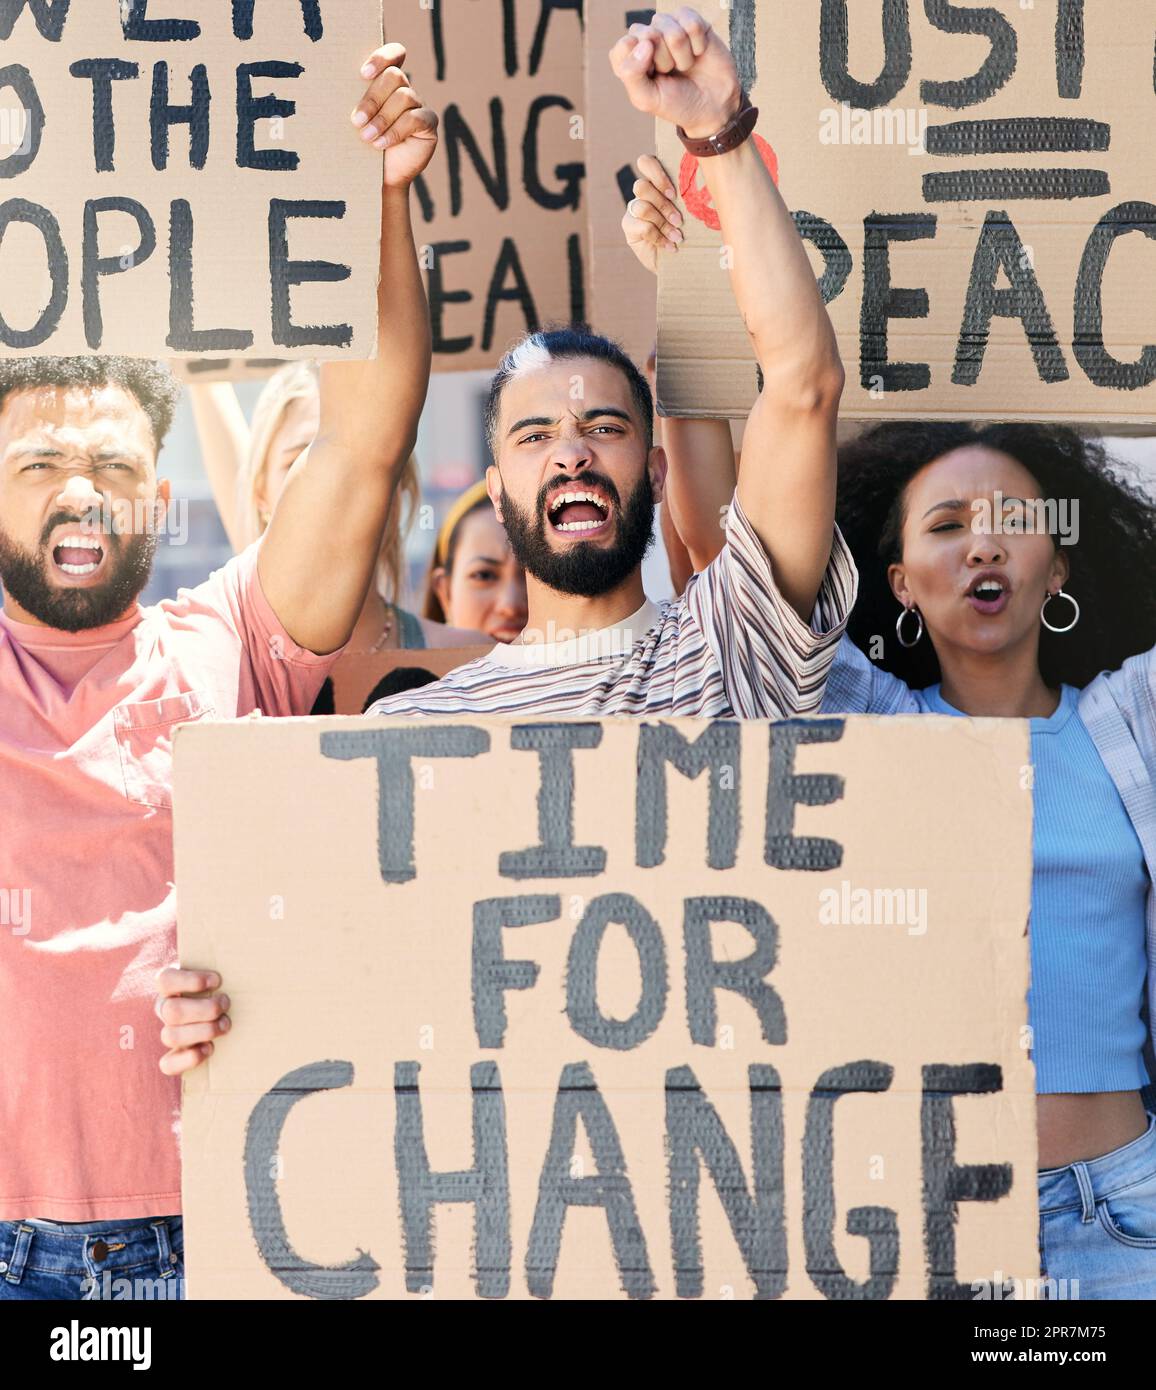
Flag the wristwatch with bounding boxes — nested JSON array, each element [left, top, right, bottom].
[[676, 93, 759, 157]]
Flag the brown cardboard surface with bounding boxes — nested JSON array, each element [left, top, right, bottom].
[[328, 645, 491, 715], [657, 1, 1156, 425], [586, 3, 661, 369], [389, 0, 587, 371], [0, 4, 382, 361], [175, 713, 1036, 1300]]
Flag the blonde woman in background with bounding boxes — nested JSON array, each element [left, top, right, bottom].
[[422, 478, 528, 643], [189, 365, 483, 655]]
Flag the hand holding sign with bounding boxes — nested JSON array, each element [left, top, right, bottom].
[[351, 43, 439, 188], [623, 155, 683, 274], [610, 8, 742, 141]]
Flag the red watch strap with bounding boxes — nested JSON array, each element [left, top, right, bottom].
[[677, 95, 758, 157]]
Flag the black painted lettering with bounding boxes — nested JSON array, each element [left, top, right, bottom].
[[320, 727, 490, 884], [1074, 201, 1156, 389], [819, 0, 912, 109], [0, 64, 44, 178], [471, 895, 558, 1048], [83, 197, 157, 350], [860, 212, 936, 393], [167, 199, 253, 351], [921, 1063, 1013, 1300], [635, 721, 740, 871], [120, 0, 199, 42], [954, 210, 1068, 386], [682, 897, 785, 1047], [394, 1060, 511, 1298], [243, 1060, 380, 1300], [526, 1061, 655, 1298], [566, 893, 668, 1050], [0, 198, 67, 348], [921, 0, 1017, 109], [69, 59, 139, 174], [666, 1064, 785, 1299], [268, 199, 353, 350], [804, 1061, 898, 1300], [499, 724, 606, 879], [237, 61, 302, 172], [765, 720, 845, 871], [150, 61, 210, 171]]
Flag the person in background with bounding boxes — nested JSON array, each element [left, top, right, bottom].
[[626, 154, 1156, 1299], [422, 478, 528, 642], [188, 369, 482, 656], [0, 41, 439, 1300]]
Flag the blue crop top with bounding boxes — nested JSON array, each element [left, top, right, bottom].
[[816, 644, 1150, 1100], [918, 683, 1150, 1094]]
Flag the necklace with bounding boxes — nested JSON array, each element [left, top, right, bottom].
[[349, 602, 395, 656]]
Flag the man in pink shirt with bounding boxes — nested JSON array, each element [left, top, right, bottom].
[[0, 44, 436, 1301]]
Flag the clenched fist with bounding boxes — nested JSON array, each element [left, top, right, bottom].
[[609, 8, 743, 141]]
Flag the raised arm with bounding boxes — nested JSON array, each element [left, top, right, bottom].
[[187, 382, 251, 553], [624, 155, 735, 574], [612, 10, 844, 621], [257, 43, 437, 655]]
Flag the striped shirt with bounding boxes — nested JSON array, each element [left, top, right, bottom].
[[366, 492, 857, 719]]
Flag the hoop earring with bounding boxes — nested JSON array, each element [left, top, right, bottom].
[[1041, 587, 1080, 634], [896, 605, 924, 648]]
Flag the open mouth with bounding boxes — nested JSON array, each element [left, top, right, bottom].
[[546, 488, 612, 537], [51, 532, 107, 581], [966, 573, 1010, 615]]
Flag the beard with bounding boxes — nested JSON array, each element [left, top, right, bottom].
[[500, 468, 656, 599], [0, 512, 156, 632]]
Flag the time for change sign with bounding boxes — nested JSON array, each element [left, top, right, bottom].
[[174, 714, 1037, 1300], [0, 0, 383, 361]]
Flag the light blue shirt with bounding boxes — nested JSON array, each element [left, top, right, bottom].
[[823, 638, 1152, 1095]]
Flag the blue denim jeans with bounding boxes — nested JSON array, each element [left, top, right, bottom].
[[0, 1216, 184, 1301], [1038, 1113, 1156, 1299]]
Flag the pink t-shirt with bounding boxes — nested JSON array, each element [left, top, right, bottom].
[[0, 545, 341, 1221]]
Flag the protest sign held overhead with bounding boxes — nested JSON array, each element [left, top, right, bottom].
[[657, 0, 1156, 424], [175, 713, 1037, 1300], [0, 1, 383, 361], [387, 0, 587, 370]]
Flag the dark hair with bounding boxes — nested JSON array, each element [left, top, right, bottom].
[[0, 357, 181, 453], [363, 667, 438, 710], [837, 421, 1156, 690], [483, 325, 654, 458]]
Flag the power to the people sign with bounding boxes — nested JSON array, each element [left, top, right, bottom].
[[658, 0, 1156, 424], [174, 714, 1036, 1300], [0, 1, 382, 361]]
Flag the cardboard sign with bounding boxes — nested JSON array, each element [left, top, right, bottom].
[[176, 713, 1037, 1301], [327, 645, 491, 715], [0, 2, 383, 361], [585, 2, 661, 369], [386, 0, 587, 370], [657, 0, 1156, 424]]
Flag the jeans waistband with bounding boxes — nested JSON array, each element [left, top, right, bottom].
[[18, 1216, 182, 1237], [1037, 1113, 1156, 1217]]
